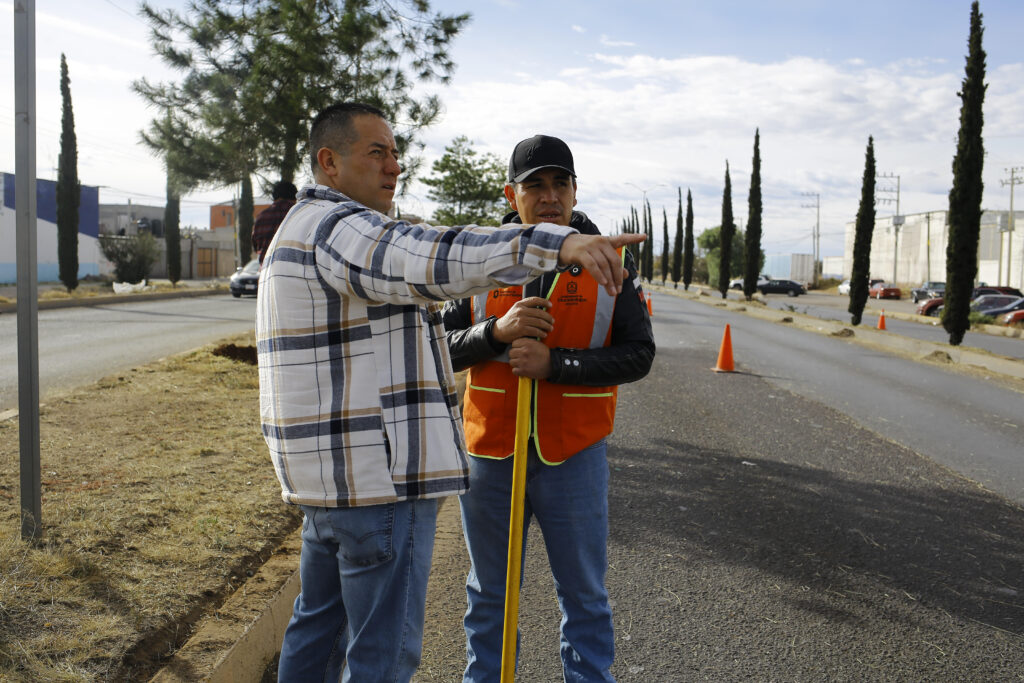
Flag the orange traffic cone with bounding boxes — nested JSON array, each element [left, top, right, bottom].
[[646, 292, 654, 316], [712, 324, 735, 373], [877, 310, 887, 331]]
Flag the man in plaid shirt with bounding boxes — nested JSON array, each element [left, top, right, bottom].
[[257, 102, 644, 682]]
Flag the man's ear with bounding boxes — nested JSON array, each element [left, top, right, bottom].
[[503, 184, 518, 211], [316, 147, 339, 179]]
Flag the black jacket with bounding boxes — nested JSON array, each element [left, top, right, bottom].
[[441, 210, 655, 386]]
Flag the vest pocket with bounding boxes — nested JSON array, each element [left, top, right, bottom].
[[464, 383, 515, 458]]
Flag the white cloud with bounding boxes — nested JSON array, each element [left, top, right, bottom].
[[599, 35, 635, 48], [572, 25, 586, 34], [412, 52, 1024, 256]]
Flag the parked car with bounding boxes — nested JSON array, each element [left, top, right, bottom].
[[229, 258, 260, 298], [917, 286, 1024, 317], [970, 294, 1020, 312], [868, 282, 901, 299], [758, 279, 806, 297], [979, 296, 1024, 319], [729, 274, 770, 290], [1000, 309, 1024, 326], [837, 279, 851, 295], [910, 281, 945, 303]]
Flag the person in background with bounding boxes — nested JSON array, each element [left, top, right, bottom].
[[442, 134, 655, 682], [251, 180, 297, 264], [257, 104, 644, 682]]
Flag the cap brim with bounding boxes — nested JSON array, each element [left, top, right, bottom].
[[510, 164, 577, 184]]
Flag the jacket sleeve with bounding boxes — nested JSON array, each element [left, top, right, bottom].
[[547, 250, 655, 386], [441, 298, 508, 373]]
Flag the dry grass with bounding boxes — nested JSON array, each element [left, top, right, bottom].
[[0, 332, 300, 682]]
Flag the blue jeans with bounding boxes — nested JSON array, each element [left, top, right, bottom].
[[277, 499, 438, 683], [460, 440, 614, 683]]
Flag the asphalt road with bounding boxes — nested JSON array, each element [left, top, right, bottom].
[[649, 290, 1024, 506], [415, 287, 1024, 681], [0, 294, 257, 411]]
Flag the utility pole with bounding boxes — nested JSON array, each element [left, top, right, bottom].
[[1000, 167, 1023, 287], [800, 192, 820, 286], [877, 173, 901, 283]]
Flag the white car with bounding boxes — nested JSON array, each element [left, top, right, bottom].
[[729, 274, 770, 290], [837, 279, 851, 295]]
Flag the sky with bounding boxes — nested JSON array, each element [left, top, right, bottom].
[[3, 0, 1024, 258]]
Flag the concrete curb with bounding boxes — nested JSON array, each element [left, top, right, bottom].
[[150, 531, 301, 682], [0, 286, 229, 314]]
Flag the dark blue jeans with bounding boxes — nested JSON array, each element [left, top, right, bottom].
[[277, 499, 438, 682], [460, 441, 615, 682]]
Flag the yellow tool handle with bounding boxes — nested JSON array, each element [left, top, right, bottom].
[[499, 374, 532, 682]]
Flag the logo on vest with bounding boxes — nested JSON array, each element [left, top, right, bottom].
[[492, 289, 520, 299], [567, 280, 578, 294]]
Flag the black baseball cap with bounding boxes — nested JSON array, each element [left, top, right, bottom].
[[507, 134, 576, 183]]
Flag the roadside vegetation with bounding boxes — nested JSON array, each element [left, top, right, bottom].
[[0, 333, 299, 681]]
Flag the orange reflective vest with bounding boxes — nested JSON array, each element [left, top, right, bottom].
[[462, 250, 622, 464]]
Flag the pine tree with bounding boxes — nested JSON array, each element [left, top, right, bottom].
[[683, 190, 694, 290], [718, 162, 734, 298], [942, 1, 987, 346], [165, 174, 182, 284], [422, 136, 506, 225], [848, 137, 877, 326], [743, 129, 763, 301], [57, 53, 79, 292], [661, 208, 669, 285], [671, 188, 683, 288]]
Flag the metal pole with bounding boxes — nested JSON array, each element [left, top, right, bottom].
[[15, 0, 42, 540]]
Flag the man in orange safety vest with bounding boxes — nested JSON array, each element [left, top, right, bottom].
[[442, 134, 655, 682]]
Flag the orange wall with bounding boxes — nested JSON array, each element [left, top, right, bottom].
[[210, 202, 272, 230]]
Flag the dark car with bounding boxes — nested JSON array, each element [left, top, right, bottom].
[[979, 296, 1024, 319], [758, 279, 806, 297], [970, 294, 1020, 312], [229, 259, 260, 298], [915, 286, 1024, 317], [910, 281, 945, 303]]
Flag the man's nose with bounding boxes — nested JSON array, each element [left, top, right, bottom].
[[385, 155, 401, 175]]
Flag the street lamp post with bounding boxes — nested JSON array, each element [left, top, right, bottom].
[[800, 192, 820, 287]]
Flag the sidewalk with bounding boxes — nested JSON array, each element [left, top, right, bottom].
[[0, 278, 229, 313]]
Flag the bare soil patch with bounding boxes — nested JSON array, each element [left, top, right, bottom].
[[0, 332, 300, 681]]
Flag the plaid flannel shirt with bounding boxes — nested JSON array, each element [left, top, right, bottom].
[[256, 184, 575, 507]]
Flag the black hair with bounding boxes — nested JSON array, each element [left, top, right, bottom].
[[272, 180, 298, 201], [308, 102, 387, 174]]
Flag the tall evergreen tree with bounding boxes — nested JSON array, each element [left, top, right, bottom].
[[57, 53, 79, 292], [848, 137, 877, 326], [661, 207, 669, 285], [942, 1, 987, 346], [718, 162, 735, 298], [671, 187, 683, 288], [165, 174, 182, 284], [239, 176, 254, 264], [683, 189, 694, 290], [743, 129, 763, 301]]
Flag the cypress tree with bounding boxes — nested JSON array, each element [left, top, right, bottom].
[[683, 189, 694, 290], [238, 176, 254, 264], [165, 174, 182, 284], [661, 207, 669, 285], [848, 137, 877, 326], [57, 53, 79, 292], [718, 162, 734, 298], [671, 187, 683, 288], [743, 129, 763, 301], [942, 1, 987, 346]]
